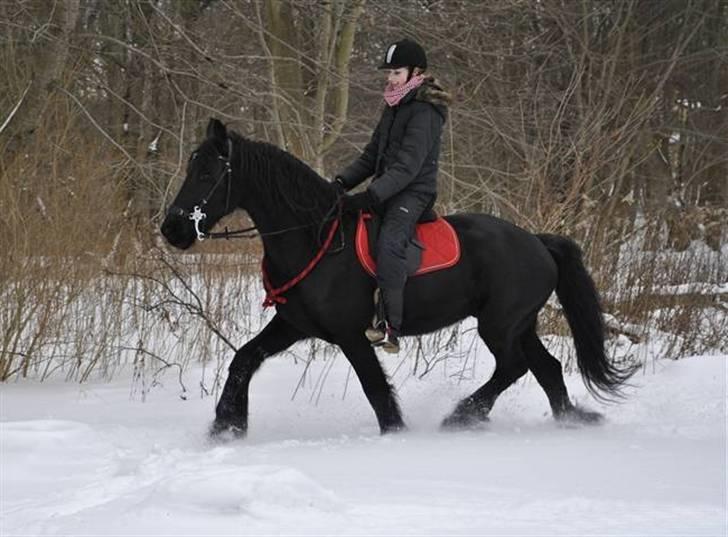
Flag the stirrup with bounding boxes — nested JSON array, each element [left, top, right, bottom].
[[365, 322, 386, 343], [373, 327, 400, 354]]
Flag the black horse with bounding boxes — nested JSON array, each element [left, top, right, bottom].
[[161, 118, 635, 437]]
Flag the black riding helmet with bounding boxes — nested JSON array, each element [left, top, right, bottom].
[[378, 38, 427, 71]]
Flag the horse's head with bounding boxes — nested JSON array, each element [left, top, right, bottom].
[[161, 118, 238, 250]]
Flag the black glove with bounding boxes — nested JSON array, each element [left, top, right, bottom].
[[341, 190, 375, 214]]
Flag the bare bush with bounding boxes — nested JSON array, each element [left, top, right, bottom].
[[1, 0, 725, 385]]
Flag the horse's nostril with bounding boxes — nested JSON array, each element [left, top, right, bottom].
[[160, 215, 196, 250]]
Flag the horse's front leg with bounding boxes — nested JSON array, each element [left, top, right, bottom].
[[339, 337, 406, 434], [211, 314, 305, 438]]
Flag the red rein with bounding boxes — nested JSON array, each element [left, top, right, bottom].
[[262, 218, 341, 307]]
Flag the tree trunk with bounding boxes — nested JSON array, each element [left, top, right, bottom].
[[2, 0, 81, 147], [261, 0, 365, 170]]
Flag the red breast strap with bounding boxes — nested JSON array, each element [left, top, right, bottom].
[[262, 218, 340, 307]]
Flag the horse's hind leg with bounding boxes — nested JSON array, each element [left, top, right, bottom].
[[441, 320, 528, 429], [521, 327, 603, 424], [211, 314, 305, 438]]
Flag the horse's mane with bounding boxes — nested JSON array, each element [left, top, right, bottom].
[[232, 132, 336, 229]]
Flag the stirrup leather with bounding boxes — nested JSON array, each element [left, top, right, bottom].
[[365, 289, 386, 343], [365, 288, 400, 353]]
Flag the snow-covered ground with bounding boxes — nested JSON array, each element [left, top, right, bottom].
[[1, 348, 726, 536]]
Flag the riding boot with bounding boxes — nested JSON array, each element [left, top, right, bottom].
[[375, 287, 403, 354]]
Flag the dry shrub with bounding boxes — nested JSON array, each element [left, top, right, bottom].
[[0, 98, 263, 386], [536, 207, 727, 374], [1, 0, 726, 400], [2, 107, 724, 384]]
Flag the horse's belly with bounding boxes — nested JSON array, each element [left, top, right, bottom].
[[402, 277, 476, 336]]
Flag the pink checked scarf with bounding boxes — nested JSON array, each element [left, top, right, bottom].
[[383, 74, 426, 107]]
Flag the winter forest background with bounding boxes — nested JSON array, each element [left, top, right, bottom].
[[1, 2, 726, 535], [0, 0, 726, 386]]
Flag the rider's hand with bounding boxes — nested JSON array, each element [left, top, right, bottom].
[[341, 190, 375, 214]]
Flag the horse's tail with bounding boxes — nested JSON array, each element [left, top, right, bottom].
[[537, 233, 637, 402]]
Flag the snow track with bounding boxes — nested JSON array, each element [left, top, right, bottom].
[[2, 355, 725, 535]]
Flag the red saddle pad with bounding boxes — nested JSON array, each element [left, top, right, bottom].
[[355, 212, 461, 277]]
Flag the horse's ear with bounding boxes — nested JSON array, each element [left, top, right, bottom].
[[206, 118, 227, 141]]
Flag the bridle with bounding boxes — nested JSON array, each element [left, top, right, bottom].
[[166, 137, 347, 306], [166, 138, 243, 241], [166, 138, 344, 249]]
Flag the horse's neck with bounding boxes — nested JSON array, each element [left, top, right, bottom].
[[239, 154, 333, 277], [244, 203, 314, 269]]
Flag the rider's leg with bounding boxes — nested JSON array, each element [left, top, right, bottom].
[[372, 191, 433, 352]]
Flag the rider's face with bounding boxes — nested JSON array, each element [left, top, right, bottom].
[[387, 68, 409, 87]]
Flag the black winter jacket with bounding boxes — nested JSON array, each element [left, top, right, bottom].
[[337, 77, 451, 204]]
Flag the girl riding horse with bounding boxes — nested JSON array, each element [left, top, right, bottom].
[[336, 38, 452, 354]]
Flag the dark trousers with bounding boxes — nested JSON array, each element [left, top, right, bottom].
[[375, 191, 433, 330]]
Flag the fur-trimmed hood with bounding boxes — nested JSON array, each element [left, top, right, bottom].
[[415, 76, 452, 107]]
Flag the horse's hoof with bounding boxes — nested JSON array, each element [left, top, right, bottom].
[[440, 413, 489, 431], [209, 420, 247, 441], [556, 406, 604, 426], [381, 423, 408, 435]]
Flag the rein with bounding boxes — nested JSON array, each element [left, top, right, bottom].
[[205, 200, 343, 245], [262, 209, 341, 308], [261, 198, 344, 307]]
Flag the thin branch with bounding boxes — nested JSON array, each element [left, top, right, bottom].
[[54, 84, 156, 185], [0, 81, 32, 136]]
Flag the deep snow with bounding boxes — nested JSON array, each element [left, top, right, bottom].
[[1, 348, 725, 536]]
